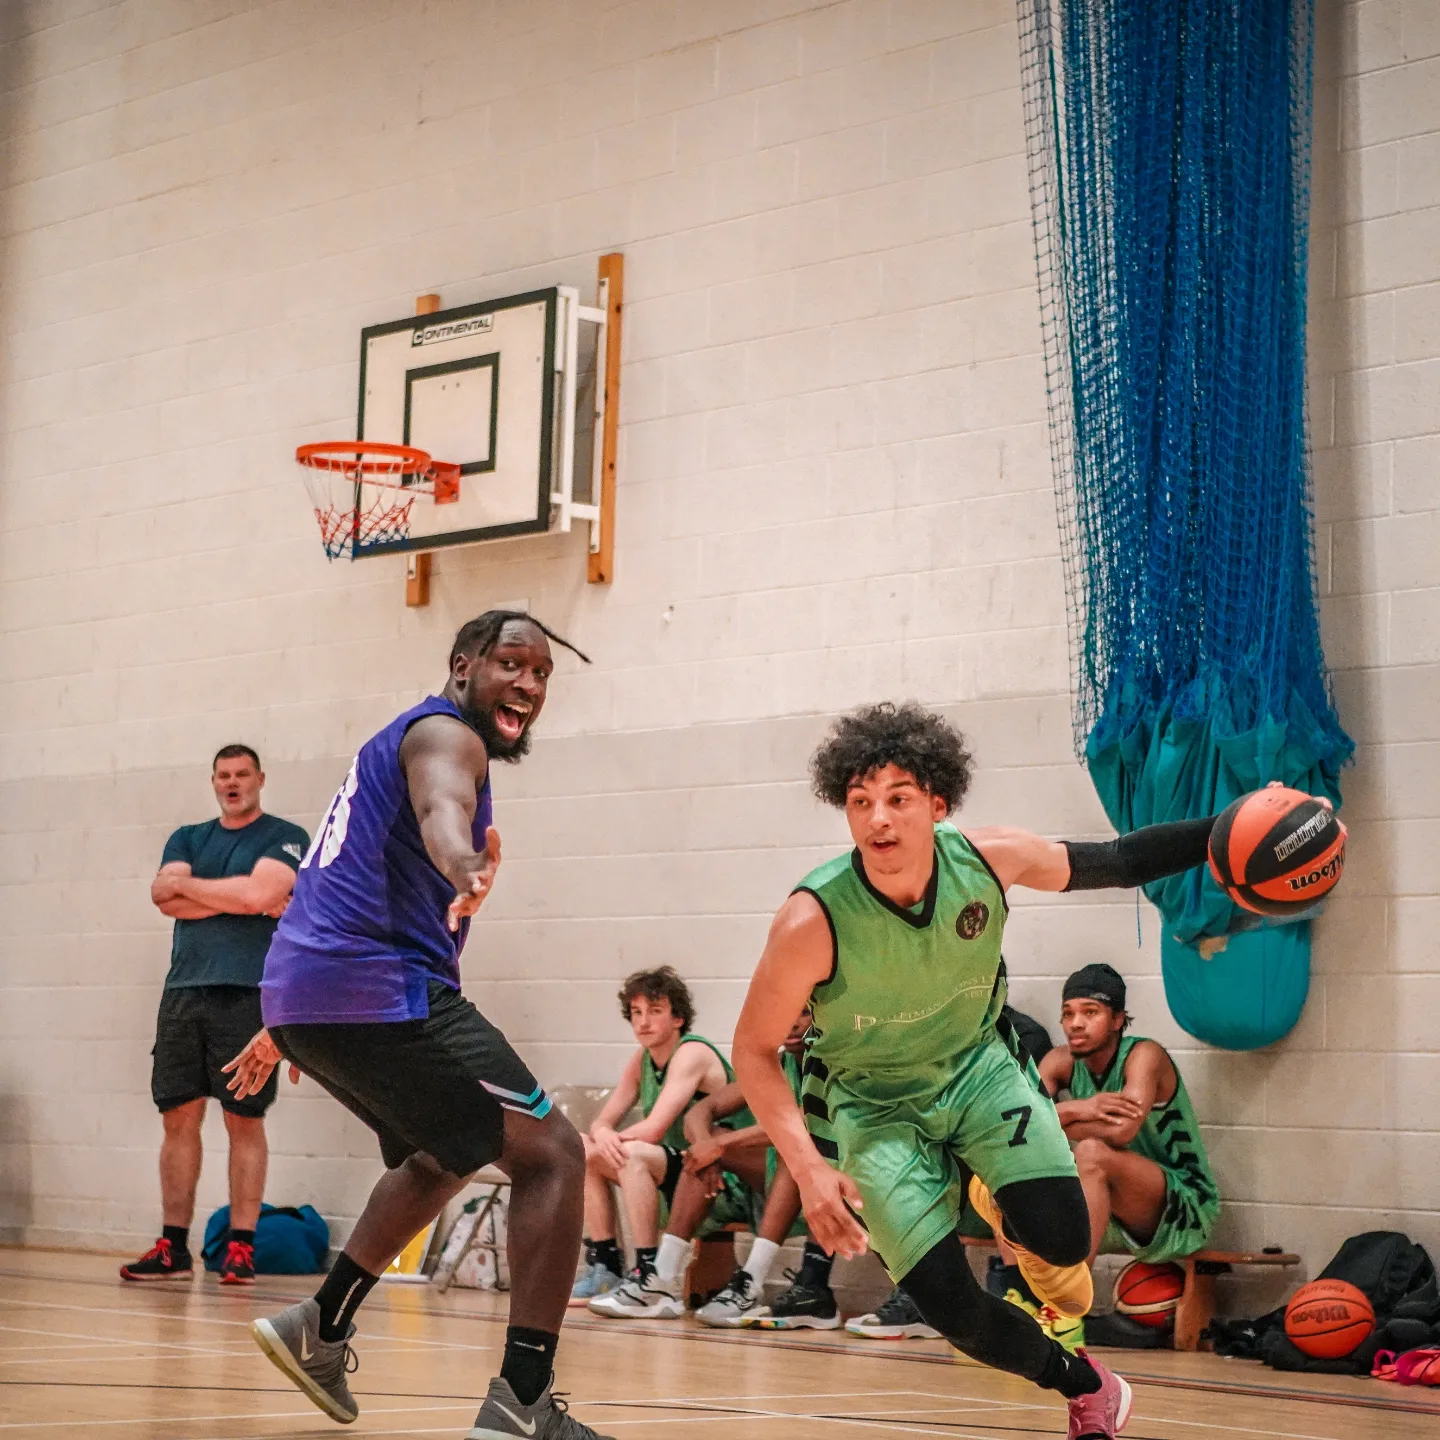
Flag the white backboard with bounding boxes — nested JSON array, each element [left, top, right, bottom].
[[356, 290, 558, 553]]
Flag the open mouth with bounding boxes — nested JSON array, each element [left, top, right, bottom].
[[492, 701, 532, 745]]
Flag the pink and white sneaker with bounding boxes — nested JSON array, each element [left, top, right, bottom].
[[1066, 1350, 1133, 1439]]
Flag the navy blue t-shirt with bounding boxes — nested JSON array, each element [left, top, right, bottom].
[[160, 813, 310, 990]]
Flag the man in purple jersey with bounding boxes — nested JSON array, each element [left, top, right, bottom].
[[223, 612, 613, 1440]]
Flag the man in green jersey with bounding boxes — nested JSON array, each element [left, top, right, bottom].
[[733, 703, 1268, 1440], [1040, 964, 1219, 1269], [573, 967, 740, 1314]]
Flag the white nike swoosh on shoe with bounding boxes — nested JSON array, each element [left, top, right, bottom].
[[492, 1400, 537, 1435], [300, 1332, 313, 1362]]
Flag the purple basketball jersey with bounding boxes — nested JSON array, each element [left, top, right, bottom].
[[261, 695, 493, 1025]]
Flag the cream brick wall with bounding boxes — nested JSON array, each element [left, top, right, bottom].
[[0, 0, 1433, 1293]]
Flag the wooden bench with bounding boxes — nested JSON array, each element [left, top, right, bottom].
[[959, 1235, 1300, 1351], [1172, 1249, 1299, 1351]]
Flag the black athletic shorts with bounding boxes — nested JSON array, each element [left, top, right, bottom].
[[660, 1145, 685, 1205], [269, 980, 552, 1178], [152, 985, 276, 1118]]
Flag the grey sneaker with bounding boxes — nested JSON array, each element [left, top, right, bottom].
[[696, 1267, 763, 1328], [251, 1298, 358, 1424], [467, 1376, 614, 1438], [587, 1269, 684, 1319]]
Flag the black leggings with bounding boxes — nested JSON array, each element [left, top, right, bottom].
[[898, 1176, 1091, 1394]]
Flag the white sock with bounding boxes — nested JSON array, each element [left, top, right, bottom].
[[743, 1238, 781, 1288], [655, 1233, 690, 1283]]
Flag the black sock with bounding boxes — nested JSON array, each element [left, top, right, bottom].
[[501, 1326, 558, 1408], [313, 1253, 379, 1342], [229, 1228, 255, 1248], [162, 1225, 190, 1255], [800, 1239, 834, 1286], [586, 1237, 622, 1275], [634, 1245, 657, 1277], [1038, 1343, 1102, 1398]]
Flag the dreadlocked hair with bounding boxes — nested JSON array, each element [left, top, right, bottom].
[[449, 610, 592, 667], [809, 701, 974, 813]]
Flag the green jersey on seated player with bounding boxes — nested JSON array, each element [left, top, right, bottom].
[[1040, 964, 1219, 1267], [572, 967, 743, 1305], [590, 1012, 838, 1328]]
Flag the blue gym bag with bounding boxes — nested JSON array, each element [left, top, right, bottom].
[[202, 1203, 330, 1274]]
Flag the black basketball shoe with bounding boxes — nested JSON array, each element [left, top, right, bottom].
[[750, 1268, 842, 1330], [119, 1237, 194, 1282]]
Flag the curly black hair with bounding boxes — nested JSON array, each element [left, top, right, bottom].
[[617, 965, 695, 1032], [809, 702, 974, 813]]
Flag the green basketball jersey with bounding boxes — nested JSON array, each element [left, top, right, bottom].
[[780, 1045, 803, 1102], [639, 1033, 751, 1150], [797, 824, 1008, 1083], [1068, 1034, 1220, 1218]]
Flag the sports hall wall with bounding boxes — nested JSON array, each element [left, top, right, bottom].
[[0, 0, 1434, 1281]]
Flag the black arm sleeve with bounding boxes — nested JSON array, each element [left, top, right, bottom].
[[1062, 815, 1216, 892]]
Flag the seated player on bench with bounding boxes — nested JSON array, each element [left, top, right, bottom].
[[1039, 963, 1219, 1328], [593, 1010, 840, 1328], [570, 966, 739, 1308]]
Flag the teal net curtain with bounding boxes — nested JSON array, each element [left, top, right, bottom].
[[1018, 0, 1352, 1048]]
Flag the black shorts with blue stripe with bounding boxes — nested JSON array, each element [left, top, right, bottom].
[[271, 980, 552, 1177]]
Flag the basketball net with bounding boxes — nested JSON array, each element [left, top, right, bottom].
[[295, 442, 459, 560]]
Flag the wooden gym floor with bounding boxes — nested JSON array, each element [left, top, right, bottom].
[[2, 1250, 1437, 1438]]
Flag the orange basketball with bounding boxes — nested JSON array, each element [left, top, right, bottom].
[[1114, 1260, 1185, 1328], [1207, 786, 1346, 917], [1284, 1279, 1374, 1359]]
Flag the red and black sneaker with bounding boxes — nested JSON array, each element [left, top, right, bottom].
[[119, 1237, 194, 1282], [219, 1239, 256, 1286]]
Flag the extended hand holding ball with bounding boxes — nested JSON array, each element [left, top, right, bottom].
[[1207, 785, 1347, 917]]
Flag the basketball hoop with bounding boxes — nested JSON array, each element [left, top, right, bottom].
[[296, 441, 460, 560]]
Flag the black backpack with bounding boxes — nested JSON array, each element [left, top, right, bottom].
[[1210, 1231, 1440, 1374]]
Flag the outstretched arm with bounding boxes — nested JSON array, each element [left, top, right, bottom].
[[734, 892, 867, 1259], [967, 817, 1217, 893], [399, 715, 499, 930]]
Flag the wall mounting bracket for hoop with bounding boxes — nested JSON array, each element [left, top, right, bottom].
[[552, 251, 623, 584]]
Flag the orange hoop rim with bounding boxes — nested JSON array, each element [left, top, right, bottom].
[[296, 440, 432, 476]]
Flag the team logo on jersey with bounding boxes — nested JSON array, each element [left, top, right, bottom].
[[281, 843, 303, 861], [956, 901, 989, 940]]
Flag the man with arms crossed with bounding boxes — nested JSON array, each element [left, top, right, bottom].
[[734, 703, 1249, 1440], [225, 612, 611, 1440], [1042, 964, 1218, 1272], [122, 745, 307, 1286]]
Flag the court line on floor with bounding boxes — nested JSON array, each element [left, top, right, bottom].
[[0, 1296, 496, 1354], [6, 1269, 1436, 1423], [0, 1387, 1052, 1438]]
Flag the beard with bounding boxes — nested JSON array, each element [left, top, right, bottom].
[[461, 697, 534, 762]]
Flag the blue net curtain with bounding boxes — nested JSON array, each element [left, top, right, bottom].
[[1018, 0, 1352, 1048]]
